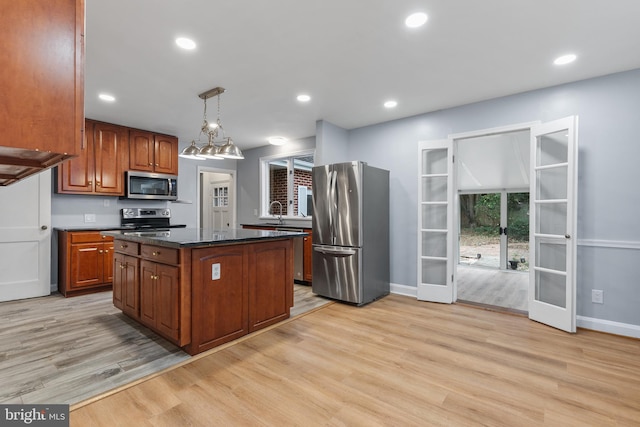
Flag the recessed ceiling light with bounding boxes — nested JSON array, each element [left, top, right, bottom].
[[405, 12, 428, 28], [98, 93, 115, 102], [297, 94, 311, 102], [176, 37, 196, 50], [554, 54, 577, 65], [268, 136, 288, 146], [384, 100, 398, 108]]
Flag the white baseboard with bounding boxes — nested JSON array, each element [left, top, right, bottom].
[[577, 315, 640, 339], [390, 283, 417, 298]]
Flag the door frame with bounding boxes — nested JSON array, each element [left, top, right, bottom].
[[197, 166, 236, 230], [423, 118, 578, 332]]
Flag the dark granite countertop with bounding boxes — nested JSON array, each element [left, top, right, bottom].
[[101, 227, 307, 249], [241, 223, 312, 230], [55, 225, 187, 232]]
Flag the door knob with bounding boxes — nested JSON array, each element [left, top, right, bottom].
[[41, 225, 48, 230]]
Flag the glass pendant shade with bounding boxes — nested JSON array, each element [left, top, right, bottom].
[[217, 138, 244, 159], [179, 140, 205, 159]]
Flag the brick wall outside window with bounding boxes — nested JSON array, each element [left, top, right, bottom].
[[269, 169, 313, 216]]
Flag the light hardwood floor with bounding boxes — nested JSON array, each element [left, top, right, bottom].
[[71, 294, 640, 426], [0, 284, 329, 405], [457, 264, 528, 312]]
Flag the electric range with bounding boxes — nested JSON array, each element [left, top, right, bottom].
[[120, 208, 186, 231]]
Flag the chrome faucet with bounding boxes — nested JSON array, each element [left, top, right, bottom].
[[269, 200, 284, 225]]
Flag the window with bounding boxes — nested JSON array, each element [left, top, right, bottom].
[[260, 150, 314, 219]]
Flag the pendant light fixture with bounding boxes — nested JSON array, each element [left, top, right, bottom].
[[179, 86, 244, 160]]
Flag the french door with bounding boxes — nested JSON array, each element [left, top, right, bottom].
[[528, 117, 578, 332], [418, 116, 578, 333], [417, 140, 454, 303]]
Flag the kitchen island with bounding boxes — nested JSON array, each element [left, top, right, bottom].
[[102, 228, 305, 355]]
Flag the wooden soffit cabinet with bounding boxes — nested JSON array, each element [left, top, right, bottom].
[[0, 0, 85, 186]]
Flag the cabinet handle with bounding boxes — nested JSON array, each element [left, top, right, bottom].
[[155, 163, 159, 167], [88, 180, 92, 186], [119, 264, 125, 269], [149, 162, 153, 166], [96, 181, 101, 186], [104, 250, 109, 253], [99, 250, 103, 253], [120, 244, 128, 249], [152, 251, 160, 256]]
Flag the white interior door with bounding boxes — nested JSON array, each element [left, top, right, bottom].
[[528, 116, 578, 332], [417, 140, 455, 303], [0, 170, 52, 302], [211, 183, 231, 230]]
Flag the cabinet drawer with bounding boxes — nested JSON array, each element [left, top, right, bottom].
[[70, 232, 114, 243], [141, 244, 179, 265], [114, 239, 139, 256]]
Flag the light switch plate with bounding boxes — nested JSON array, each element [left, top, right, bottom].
[[211, 263, 221, 280], [84, 213, 96, 223]]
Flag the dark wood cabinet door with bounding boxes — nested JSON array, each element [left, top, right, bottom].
[[70, 242, 103, 289], [248, 240, 292, 331], [140, 260, 157, 328], [155, 264, 180, 341], [112, 252, 124, 309], [57, 120, 95, 193], [303, 235, 313, 282], [0, 0, 83, 156], [94, 122, 127, 194], [154, 135, 179, 175], [103, 242, 114, 283], [189, 246, 249, 354], [122, 254, 140, 319], [129, 130, 154, 172]]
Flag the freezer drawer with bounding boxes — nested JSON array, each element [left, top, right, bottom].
[[312, 244, 361, 304]]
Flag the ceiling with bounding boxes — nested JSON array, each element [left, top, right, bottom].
[[85, 0, 640, 152]]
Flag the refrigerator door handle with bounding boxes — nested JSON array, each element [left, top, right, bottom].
[[329, 169, 337, 245], [313, 246, 357, 257]]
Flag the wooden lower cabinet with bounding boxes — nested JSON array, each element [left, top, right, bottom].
[[111, 237, 294, 355], [303, 234, 312, 281], [187, 239, 294, 355], [140, 260, 180, 342], [58, 231, 114, 297], [113, 252, 139, 318]]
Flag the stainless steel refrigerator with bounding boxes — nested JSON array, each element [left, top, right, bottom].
[[312, 161, 389, 305]]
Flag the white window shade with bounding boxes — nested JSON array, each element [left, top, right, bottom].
[[456, 130, 530, 192]]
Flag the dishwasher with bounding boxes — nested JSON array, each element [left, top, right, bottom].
[[276, 227, 305, 282]]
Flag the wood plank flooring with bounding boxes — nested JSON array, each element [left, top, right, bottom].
[[457, 264, 528, 312], [0, 284, 329, 405], [71, 294, 640, 426]]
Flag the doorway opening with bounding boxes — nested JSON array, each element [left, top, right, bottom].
[[199, 168, 235, 230], [454, 129, 531, 312]]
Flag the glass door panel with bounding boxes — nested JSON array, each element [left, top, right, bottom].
[[529, 117, 577, 332], [418, 141, 454, 303]]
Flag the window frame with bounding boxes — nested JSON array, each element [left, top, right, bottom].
[[259, 149, 315, 221]]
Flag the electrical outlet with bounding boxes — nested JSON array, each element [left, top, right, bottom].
[[84, 213, 96, 223], [211, 263, 221, 280], [253, 209, 258, 216], [103, 199, 110, 207], [592, 289, 604, 304]]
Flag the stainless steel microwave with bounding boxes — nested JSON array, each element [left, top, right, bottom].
[[124, 171, 178, 200]]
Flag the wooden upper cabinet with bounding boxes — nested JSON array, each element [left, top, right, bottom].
[[129, 130, 154, 172], [57, 120, 128, 195], [57, 119, 95, 192], [94, 122, 128, 194], [0, 0, 84, 186], [130, 131, 179, 175]]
